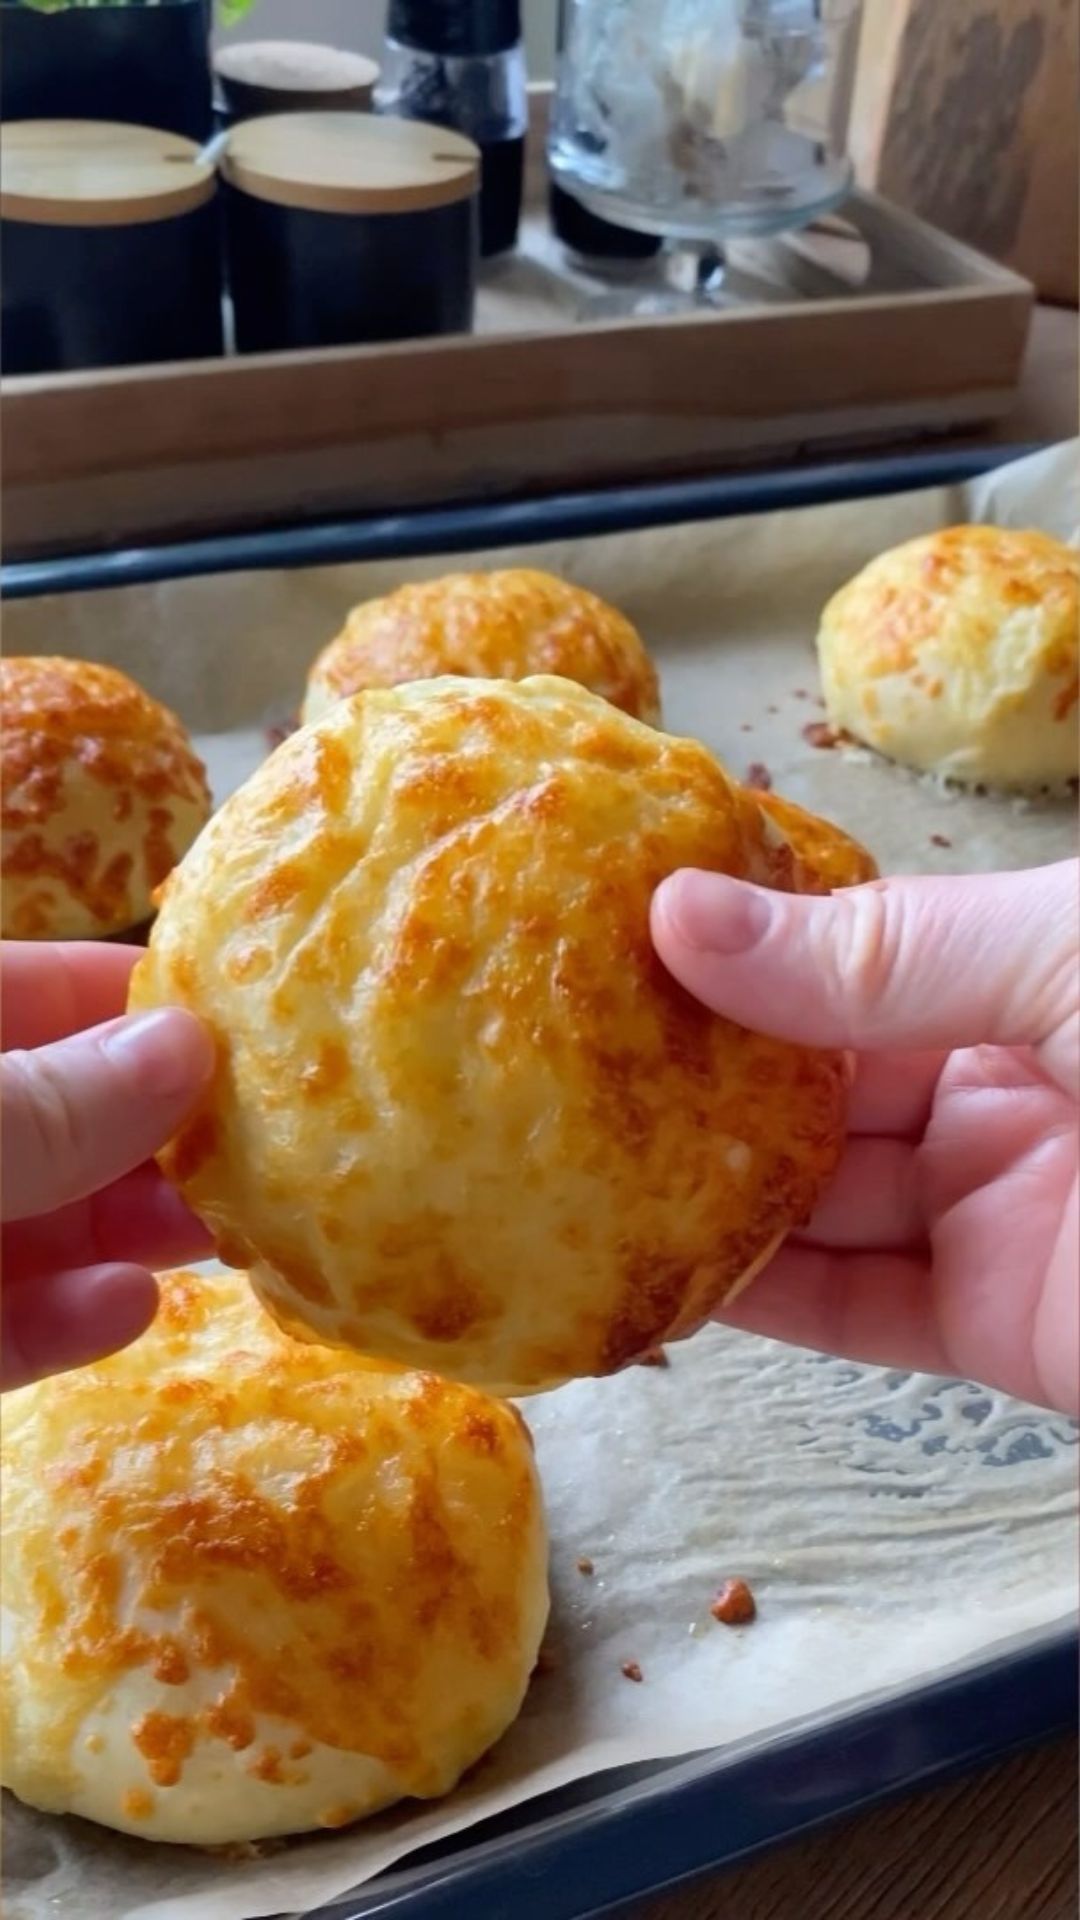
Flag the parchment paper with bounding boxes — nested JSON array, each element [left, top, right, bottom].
[[4, 442, 1078, 1920]]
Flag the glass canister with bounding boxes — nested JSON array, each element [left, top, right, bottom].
[[549, 0, 662, 262], [550, 0, 862, 245]]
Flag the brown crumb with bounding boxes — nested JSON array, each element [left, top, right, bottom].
[[620, 1660, 644, 1683], [930, 832, 952, 849], [767, 704, 779, 715], [744, 762, 773, 791], [711, 1577, 757, 1626], [802, 720, 846, 751], [533, 1645, 559, 1676], [636, 1345, 670, 1367], [576, 1556, 595, 1577], [739, 722, 753, 732], [793, 688, 809, 700]]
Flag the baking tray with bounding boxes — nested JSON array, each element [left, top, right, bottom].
[[306, 1627, 1078, 1920], [3, 445, 1076, 1920], [0, 444, 1034, 602]]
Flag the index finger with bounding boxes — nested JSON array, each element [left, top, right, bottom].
[[1, 943, 143, 1051], [847, 1049, 943, 1138]]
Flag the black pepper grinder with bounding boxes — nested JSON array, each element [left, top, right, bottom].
[[378, 0, 526, 258]]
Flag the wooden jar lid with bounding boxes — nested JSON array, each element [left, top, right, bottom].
[[222, 112, 481, 215], [0, 121, 216, 228], [213, 40, 380, 111]]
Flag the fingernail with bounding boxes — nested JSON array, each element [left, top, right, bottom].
[[658, 871, 773, 953], [100, 1008, 213, 1099]]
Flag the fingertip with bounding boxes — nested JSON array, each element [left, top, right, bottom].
[[652, 870, 708, 954], [652, 870, 771, 957], [1, 1263, 159, 1392], [78, 1262, 161, 1355], [99, 1005, 216, 1102]]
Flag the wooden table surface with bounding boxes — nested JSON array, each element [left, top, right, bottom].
[[635, 1736, 1078, 1920]]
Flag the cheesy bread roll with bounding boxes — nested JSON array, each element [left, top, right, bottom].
[[131, 676, 848, 1394], [303, 569, 661, 725], [817, 526, 1078, 789], [1, 1268, 548, 1846], [754, 789, 878, 891], [1, 656, 211, 940]]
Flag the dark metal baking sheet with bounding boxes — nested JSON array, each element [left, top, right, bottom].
[[1, 445, 1033, 602], [307, 1626, 1077, 1920], [7, 440, 1071, 1920]]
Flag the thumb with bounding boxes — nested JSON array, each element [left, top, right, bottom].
[[651, 860, 1078, 1096], [2, 1008, 214, 1222]]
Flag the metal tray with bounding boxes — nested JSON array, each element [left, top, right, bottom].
[[5, 443, 1074, 1920], [1, 445, 1034, 602], [307, 1628, 1077, 1920]]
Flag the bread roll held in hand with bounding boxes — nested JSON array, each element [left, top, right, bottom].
[[754, 788, 879, 890], [131, 676, 854, 1395], [1, 656, 211, 940], [1, 1268, 548, 1846], [303, 569, 661, 725], [817, 526, 1078, 789]]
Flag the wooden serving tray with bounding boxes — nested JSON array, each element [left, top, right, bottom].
[[1, 95, 1033, 560]]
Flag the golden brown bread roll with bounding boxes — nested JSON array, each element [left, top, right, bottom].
[[817, 526, 1078, 789], [0, 1268, 548, 1846], [302, 568, 661, 725], [754, 789, 879, 890], [1, 656, 212, 940], [130, 676, 849, 1394]]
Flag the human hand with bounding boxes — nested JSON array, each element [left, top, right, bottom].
[[651, 860, 1078, 1415], [1, 943, 214, 1391]]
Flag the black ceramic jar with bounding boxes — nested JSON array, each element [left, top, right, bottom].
[[212, 41, 380, 124], [0, 0, 213, 144], [222, 112, 480, 353], [1, 121, 224, 376]]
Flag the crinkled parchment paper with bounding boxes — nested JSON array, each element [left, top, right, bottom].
[[4, 441, 1077, 1920]]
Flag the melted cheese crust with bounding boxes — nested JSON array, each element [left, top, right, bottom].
[[131, 676, 849, 1394], [754, 790, 878, 890], [1, 657, 211, 938], [302, 570, 662, 726], [1, 1269, 548, 1845], [817, 526, 1078, 788]]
